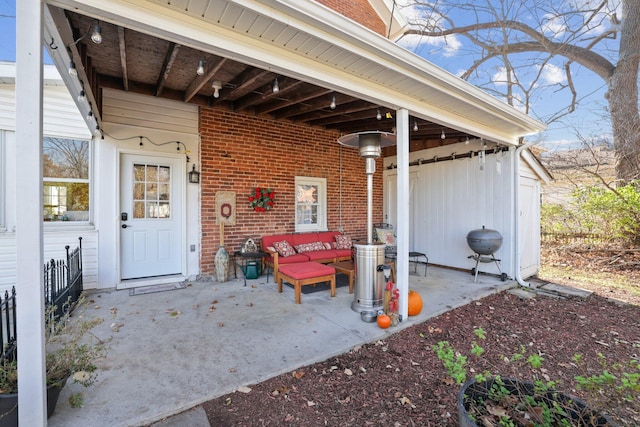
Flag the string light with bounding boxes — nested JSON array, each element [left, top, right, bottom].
[[272, 78, 279, 93], [197, 59, 205, 76], [376, 108, 382, 120], [413, 121, 418, 132], [441, 129, 446, 140], [211, 81, 222, 98], [68, 60, 77, 76], [330, 95, 336, 110], [91, 23, 102, 44], [77, 90, 86, 103]]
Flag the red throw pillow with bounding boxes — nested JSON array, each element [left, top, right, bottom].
[[273, 240, 296, 257], [295, 241, 326, 253], [335, 235, 352, 249]]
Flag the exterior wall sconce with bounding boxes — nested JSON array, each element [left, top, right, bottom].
[[188, 164, 200, 184]]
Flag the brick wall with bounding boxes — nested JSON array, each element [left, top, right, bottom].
[[314, 0, 386, 36], [199, 107, 384, 277]]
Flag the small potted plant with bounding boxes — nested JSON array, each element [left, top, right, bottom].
[[434, 327, 617, 426], [0, 298, 107, 426]]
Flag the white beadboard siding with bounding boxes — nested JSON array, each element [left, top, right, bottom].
[[102, 88, 199, 134], [1, 85, 89, 138], [43, 87, 91, 139], [0, 234, 17, 292], [0, 86, 15, 130], [0, 231, 98, 295], [384, 142, 517, 276], [43, 231, 98, 288]]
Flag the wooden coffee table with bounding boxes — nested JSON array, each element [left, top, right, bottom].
[[328, 260, 355, 294]]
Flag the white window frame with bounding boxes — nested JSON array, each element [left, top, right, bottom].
[[294, 176, 327, 232], [42, 136, 92, 225]]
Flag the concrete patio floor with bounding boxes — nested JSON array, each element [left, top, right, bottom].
[[47, 265, 516, 427]]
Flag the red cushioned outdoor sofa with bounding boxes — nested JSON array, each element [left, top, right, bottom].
[[262, 231, 353, 283]]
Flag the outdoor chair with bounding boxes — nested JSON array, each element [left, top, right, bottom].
[[373, 223, 428, 276]]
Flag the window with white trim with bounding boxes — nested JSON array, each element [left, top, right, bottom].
[[43, 136, 91, 222], [294, 176, 327, 232]]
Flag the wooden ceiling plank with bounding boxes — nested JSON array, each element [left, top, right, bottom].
[[155, 42, 180, 97]]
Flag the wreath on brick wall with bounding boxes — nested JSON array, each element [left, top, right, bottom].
[[248, 187, 275, 212]]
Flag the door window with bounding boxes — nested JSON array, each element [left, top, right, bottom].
[[132, 164, 171, 219]]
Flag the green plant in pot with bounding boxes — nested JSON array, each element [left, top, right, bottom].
[[433, 327, 627, 426], [0, 297, 107, 426]]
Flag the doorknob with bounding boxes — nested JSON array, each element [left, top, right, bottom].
[[121, 224, 130, 229]]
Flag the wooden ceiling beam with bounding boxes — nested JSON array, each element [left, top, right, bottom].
[[117, 26, 129, 91], [184, 57, 229, 102], [155, 42, 180, 97], [254, 86, 332, 115], [232, 78, 304, 112]]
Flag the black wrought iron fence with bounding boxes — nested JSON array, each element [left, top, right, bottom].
[[0, 286, 17, 365], [44, 237, 84, 320], [0, 238, 84, 367]]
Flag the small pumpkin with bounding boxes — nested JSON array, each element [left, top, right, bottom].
[[377, 313, 391, 329], [407, 290, 423, 316]]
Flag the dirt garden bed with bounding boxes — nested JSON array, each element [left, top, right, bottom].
[[202, 246, 639, 426]]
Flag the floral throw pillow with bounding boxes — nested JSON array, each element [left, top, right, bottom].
[[335, 234, 352, 249], [295, 241, 326, 253], [375, 229, 395, 245], [273, 240, 296, 257]]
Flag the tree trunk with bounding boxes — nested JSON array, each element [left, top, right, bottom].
[[607, 0, 640, 182]]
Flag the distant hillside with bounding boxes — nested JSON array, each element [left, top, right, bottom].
[[540, 146, 617, 206]]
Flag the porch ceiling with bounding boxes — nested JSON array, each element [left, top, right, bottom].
[[43, 0, 545, 146]]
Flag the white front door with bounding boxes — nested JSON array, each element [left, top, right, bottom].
[[120, 153, 183, 280]]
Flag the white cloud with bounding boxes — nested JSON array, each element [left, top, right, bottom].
[[541, 13, 567, 38], [539, 63, 566, 85], [492, 67, 509, 87]]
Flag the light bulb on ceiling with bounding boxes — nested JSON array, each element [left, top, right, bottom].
[[77, 90, 86, 103], [197, 59, 205, 76], [413, 121, 418, 132], [272, 78, 279, 93], [330, 95, 336, 110], [68, 60, 77, 77], [465, 136, 470, 145], [441, 129, 446, 140], [211, 80, 222, 98], [376, 108, 381, 120], [91, 23, 102, 44]]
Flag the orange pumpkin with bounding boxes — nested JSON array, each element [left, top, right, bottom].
[[377, 314, 391, 329], [407, 290, 423, 316]]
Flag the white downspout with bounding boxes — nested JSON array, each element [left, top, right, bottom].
[[514, 141, 536, 288]]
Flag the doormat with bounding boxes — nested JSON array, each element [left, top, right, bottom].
[[129, 282, 186, 296], [283, 275, 349, 294]]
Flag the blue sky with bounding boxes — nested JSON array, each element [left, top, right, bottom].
[[1, 0, 612, 150]]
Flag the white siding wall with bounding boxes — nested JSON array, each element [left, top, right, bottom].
[[0, 74, 97, 294], [102, 88, 199, 134], [97, 88, 200, 288], [383, 140, 517, 277]]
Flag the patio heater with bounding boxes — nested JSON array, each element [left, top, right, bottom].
[[338, 131, 396, 313]]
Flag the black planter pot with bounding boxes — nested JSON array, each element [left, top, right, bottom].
[[457, 377, 614, 427], [0, 383, 64, 427]]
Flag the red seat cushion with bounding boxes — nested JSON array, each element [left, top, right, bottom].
[[276, 253, 310, 264], [279, 262, 335, 280]]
